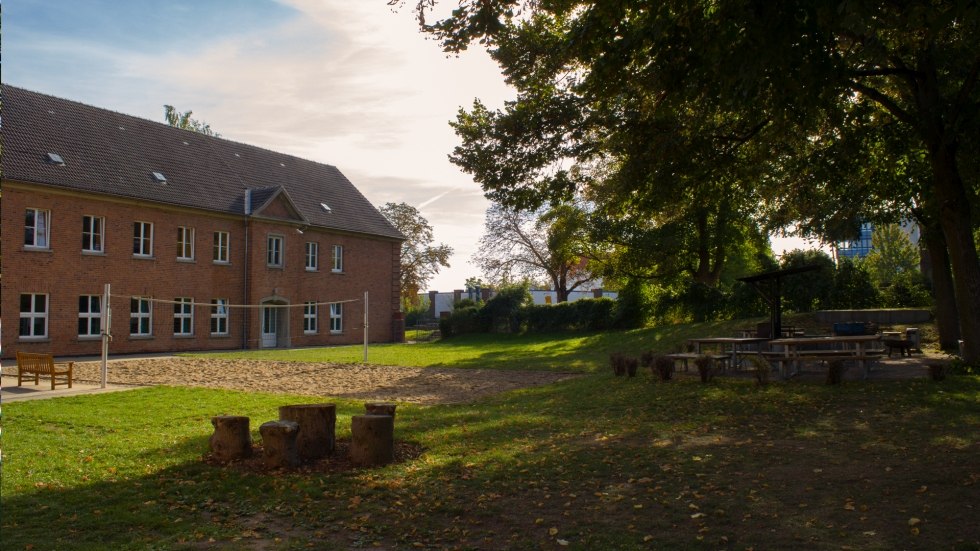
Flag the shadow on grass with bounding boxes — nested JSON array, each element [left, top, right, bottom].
[[3, 376, 978, 549]]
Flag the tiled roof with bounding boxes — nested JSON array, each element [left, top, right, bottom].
[[0, 84, 403, 241]]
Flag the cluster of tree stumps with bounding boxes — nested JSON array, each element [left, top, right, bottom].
[[209, 402, 398, 469]]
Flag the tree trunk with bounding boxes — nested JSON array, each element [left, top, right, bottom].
[[278, 403, 336, 460], [259, 420, 300, 469], [919, 218, 960, 350], [209, 415, 252, 462], [350, 414, 395, 467]]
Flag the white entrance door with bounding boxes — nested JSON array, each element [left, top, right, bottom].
[[261, 306, 278, 348]]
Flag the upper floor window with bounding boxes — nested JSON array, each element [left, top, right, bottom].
[[25, 208, 51, 249], [177, 227, 195, 260], [173, 297, 193, 336], [19, 293, 48, 339], [78, 295, 102, 337], [133, 222, 153, 257], [303, 301, 318, 334], [332, 245, 343, 273], [82, 215, 105, 253], [267, 235, 284, 267], [305, 242, 319, 271], [211, 299, 229, 335], [213, 231, 229, 264], [130, 297, 152, 336]]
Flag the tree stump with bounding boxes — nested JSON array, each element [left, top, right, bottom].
[[350, 414, 394, 467], [259, 420, 300, 469], [278, 403, 336, 460], [209, 415, 252, 461], [364, 402, 397, 419]]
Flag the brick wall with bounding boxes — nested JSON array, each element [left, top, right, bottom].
[[1, 184, 399, 358]]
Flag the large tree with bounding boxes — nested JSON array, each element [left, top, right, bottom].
[[378, 202, 453, 306], [398, 0, 980, 362], [474, 203, 595, 302]]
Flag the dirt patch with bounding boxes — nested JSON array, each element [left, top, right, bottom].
[[67, 357, 581, 405]]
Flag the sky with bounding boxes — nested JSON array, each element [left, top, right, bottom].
[[3, 0, 816, 291]]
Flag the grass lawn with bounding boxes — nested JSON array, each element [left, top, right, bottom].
[[186, 317, 772, 371], [3, 361, 978, 549]]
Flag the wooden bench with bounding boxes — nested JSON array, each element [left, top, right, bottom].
[[762, 350, 885, 379], [665, 353, 729, 372], [16, 352, 74, 390]]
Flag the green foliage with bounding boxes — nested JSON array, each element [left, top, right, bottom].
[[612, 279, 654, 329], [438, 305, 487, 338], [864, 224, 921, 288], [779, 249, 836, 313], [881, 270, 933, 308], [832, 257, 881, 309], [163, 105, 219, 136], [480, 282, 532, 333], [524, 297, 616, 332]]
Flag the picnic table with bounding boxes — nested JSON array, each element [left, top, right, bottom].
[[767, 334, 884, 379], [687, 337, 770, 369]]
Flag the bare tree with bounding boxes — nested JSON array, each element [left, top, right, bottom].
[[474, 203, 595, 302], [379, 202, 453, 307]]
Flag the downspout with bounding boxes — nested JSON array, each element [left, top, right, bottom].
[[242, 189, 252, 350]]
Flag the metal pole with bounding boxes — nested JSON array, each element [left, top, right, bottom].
[[101, 283, 111, 388], [363, 291, 369, 363]]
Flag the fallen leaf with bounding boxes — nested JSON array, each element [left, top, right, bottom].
[[549, 528, 558, 536], [908, 517, 921, 527], [557, 539, 569, 546]]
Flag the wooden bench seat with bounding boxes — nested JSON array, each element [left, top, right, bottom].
[[665, 353, 729, 372], [16, 352, 73, 390]]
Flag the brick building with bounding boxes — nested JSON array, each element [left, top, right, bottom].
[[1, 85, 404, 358]]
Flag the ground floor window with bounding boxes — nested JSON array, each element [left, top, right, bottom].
[[78, 295, 102, 337], [211, 299, 228, 335], [20, 293, 48, 338], [130, 297, 152, 336], [304, 302, 318, 334], [174, 298, 193, 335], [330, 303, 342, 334]]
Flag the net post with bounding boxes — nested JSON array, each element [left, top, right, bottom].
[[363, 291, 369, 362], [101, 283, 111, 388]]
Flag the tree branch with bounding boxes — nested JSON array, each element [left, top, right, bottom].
[[848, 81, 917, 127]]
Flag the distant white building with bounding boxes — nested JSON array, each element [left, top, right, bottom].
[[420, 288, 618, 319]]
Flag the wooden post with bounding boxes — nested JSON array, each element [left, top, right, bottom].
[[210, 415, 252, 461], [350, 414, 394, 467], [364, 402, 397, 419], [259, 420, 300, 468], [278, 403, 336, 460]]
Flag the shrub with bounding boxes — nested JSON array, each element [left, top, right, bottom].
[[483, 283, 532, 333], [746, 355, 771, 386], [694, 356, 715, 383], [652, 356, 675, 382], [524, 298, 617, 333], [614, 279, 654, 329], [438, 306, 488, 338]]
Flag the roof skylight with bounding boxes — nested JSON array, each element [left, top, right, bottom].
[[151, 171, 168, 183], [45, 152, 65, 165], [320, 202, 332, 213]]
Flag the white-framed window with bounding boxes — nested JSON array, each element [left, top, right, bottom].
[[82, 215, 105, 253], [330, 302, 342, 333], [213, 231, 229, 264], [78, 295, 102, 337], [19, 293, 48, 338], [25, 208, 51, 249], [177, 226, 195, 260], [267, 235, 284, 267], [133, 222, 153, 257], [210, 299, 229, 335], [332, 245, 343, 273], [173, 298, 194, 335], [305, 242, 319, 271], [303, 302, 318, 334], [130, 297, 152, 336]]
